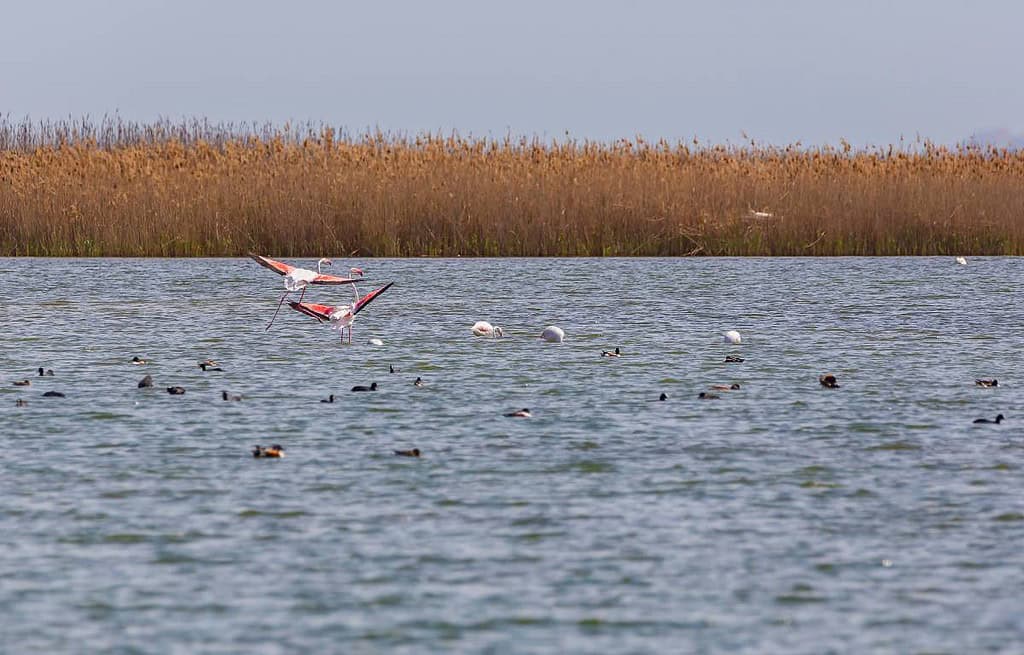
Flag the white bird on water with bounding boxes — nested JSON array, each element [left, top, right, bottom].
[[955, 256, 967, 265], [723, 330, 742, 344], [472, 321, 504, 337], [541, 326, 565, 343]]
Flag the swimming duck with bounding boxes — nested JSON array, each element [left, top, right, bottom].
[[504, 408, 532, 418], [975, 379, 998, 388], [38, 367, 54, 376], [414, 377, 424, 387], [13, 379, 30, 387], [131, 356, 148, 365], [42, 391, 65, 398], [138, 375, 153, 388], [199, 363, 223, 372], [167, 386, 186, 395], [389, 364, 399, 374], [724, 355, 745, 363], [973, 414, 1004, 424], [320, 394, 335, 403], [819, 374, 840, 389], [352, 382, 378, 392], [222, 390, 242, 401], [15, 399, 28, 407], [198, 359, 218, 367], [601, 347, 622, 357], [394, 448, 421, 457], [710, 383, 741, 391], [698, 392, 720, 399], [659, 393, 668, 401], [252, 444, 285, 458]]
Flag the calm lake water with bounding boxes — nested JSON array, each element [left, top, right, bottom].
[[1, 257, 1021, 653]]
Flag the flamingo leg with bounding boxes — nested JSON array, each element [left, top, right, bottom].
[[265, 291, 291, 331]]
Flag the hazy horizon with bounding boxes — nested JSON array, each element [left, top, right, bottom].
[[3, 0, 1023, 146]]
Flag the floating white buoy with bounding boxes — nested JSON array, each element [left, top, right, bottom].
[[472, 321, 503, 337], [540, 326, 565, 343], [368, 338, 384, 346], [955, 256, 967, 265], [723, 330, 742, 344]]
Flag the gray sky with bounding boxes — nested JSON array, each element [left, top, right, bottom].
[[3, 0, 1022, 145]]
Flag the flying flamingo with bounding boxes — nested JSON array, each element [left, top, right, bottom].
[[248, 253, 364, 330], [288, 282, 394, 343]]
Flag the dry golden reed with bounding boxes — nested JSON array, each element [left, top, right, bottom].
[[1, 117, 1022, 256]]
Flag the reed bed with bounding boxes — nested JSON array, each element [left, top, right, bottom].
[[2, 116, 1022, 256]]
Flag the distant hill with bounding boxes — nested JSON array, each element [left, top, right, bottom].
[[966, 128, 1024, 150]]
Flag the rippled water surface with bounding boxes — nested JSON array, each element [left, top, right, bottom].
[[1, 257, 1022, 653]]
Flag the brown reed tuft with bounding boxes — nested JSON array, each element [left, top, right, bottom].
[[1, 116, 1022, 256]]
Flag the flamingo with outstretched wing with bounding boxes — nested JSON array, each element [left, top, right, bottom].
[[248, 253, 364, 329], [289, 282, 394, 343]]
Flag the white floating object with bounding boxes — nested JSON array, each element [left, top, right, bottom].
[[472, 321, 503, 337], [540, 326, 565, 343], [955, 256, 967, 265], [723, 330, 742, 344], [367, 338, 384, 346]]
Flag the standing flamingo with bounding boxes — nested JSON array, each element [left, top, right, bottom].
[[248, 253, 364, 330], [289, 282, 394, 343]]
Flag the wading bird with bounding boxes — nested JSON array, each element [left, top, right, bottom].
[[288, 282, 394, 344], [540, 326, 564, 343], [472, 321, 504, 337], [249, 253, 365, 330]]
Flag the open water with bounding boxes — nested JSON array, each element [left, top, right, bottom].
[[1, 257, 1021, 654]]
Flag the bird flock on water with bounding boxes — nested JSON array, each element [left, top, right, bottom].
[[9, 255, 1004, 456]]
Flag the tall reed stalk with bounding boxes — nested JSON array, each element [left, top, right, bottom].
[[2, 116, 1022, 256]]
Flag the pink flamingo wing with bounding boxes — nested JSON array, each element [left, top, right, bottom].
[[311, 273, 363, 285], [352, 282, 394, 316], [248, 253, 295, 276], [288, 302, 336, 322]]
